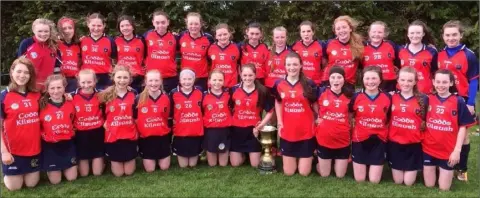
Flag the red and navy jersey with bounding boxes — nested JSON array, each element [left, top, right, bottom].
[[135, 92, 171, 138], [17, 37, 60, 89], [208, 42, 241, 88], [349, 90, 392, 142], [178, 31, 214, 78], [40, 100, 75, 143], [272, 79, 317, 142], [438, 44, 479, 98], [143, 30, 178, 78], [322, 39, 360, 84], [315, 87, 351, 149], [292, 40, 323, 85], [423, 94, 475, 160], [80, 34, 117, 74], [57, 40, 81, 77], [265, 46, 290, 88], [170, 87, 204, 136], [231, 83, 274, 127], [239, 42, 270, 79], [104, 91, 137, 143], [202, 89, 232, 128], [115, 35, 146, 76], [362, 40, 398, 80], [398, 44, 438, 93], [388, 92, 428, 144], [0, 89, 41, 156], [71, 88, 104, 131]]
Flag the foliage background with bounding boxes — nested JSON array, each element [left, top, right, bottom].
[[1, 1, 479, 85]]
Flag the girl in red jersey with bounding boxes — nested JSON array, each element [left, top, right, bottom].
[[178, 12, 214, 91], [1, 58, 41, 191], [273, 52, 317, 176], [208, 23, 241, 88], [397, 20, 438, 94], [135, 70, 172, 172], [17, 18, 60, 90], [322, 16, 364, 92], [240, 22, 269, 84], [362, 21, 399, 92], [265, 26, 290, 89], [115, 15, 146, 93], [144, 10, 178, 93], [202, 69, 232, 166], [439, 20, 479, 181], [39, 74, 78, 184], [292, 21, 323, 85], [387, 66, 428, 186], [315, 66, 353, 178], [99, 65, 137, 177], [170, 68, 204, 168], [81, 13, 117, 90], [57, 17, 81, 93], [72, 69, 105, 177], [422, 69, 475, 191], [230, 64, 273, 167], [349, 66, 391, 183]]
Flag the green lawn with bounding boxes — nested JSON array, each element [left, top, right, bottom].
[[1, 127, 479, 197]]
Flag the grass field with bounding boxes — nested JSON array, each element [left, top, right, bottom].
[[1, 127, 479, 197]]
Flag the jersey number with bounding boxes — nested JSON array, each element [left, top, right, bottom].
[[436, 108, 444, 114]]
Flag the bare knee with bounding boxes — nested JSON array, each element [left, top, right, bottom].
[[369, 178, 381, 184]]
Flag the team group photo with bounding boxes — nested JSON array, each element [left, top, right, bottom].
[[0, 1, 479, 197]]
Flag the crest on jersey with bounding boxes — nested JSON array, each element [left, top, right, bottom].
[[104, 48, 108, 52], [452, 110, 457, 116], [280, 92, 285, 99], [364, 56, 369, 61], [136, 48, 140, 52], [455, 64, 462, 70], [141, 107, 148, 113], [198, 101, 202, 106], [82, 46, 88, 51], [175, 104, 181, 109], [75, 106, 80, 112], [314, 52, 319, 57], [201, 46, 206, 50], [331, 50, 337, 56], [44, 115, 52, 122], [211, 55, 216, 60], [388, 53, 392, 58], [181, 42, 186, 48], [149, 40, 154, 46], [30, 52, 38, 59], [323, 100, 329, 106], [218, 143, 225, 150], [10, 103, 19, 110], [231, 55, 236, 60], [415, 108, 421, 115], [168, 41, 173, 46], [207, 104, 213, 111], [235, 100, 241, 105], [110, 106, 115, 112], [422, 60, 427, 66], [30, 158, 39, 168], [358, 106, 364, 112]]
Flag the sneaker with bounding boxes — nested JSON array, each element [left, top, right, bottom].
[[457, 171, 468, 181]]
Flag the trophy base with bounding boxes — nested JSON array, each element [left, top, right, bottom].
[[258, 161, 276, 175]]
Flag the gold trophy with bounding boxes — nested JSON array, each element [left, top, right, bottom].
[[258, 125, 277, 174]]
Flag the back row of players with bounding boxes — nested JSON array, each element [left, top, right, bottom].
[[3, 10, 478, 191]]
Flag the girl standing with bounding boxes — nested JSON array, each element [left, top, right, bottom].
[[57, 17, 81, 93], [264, 26, 290, 89], [240, 22, 269, 84], [291, 21, 323, 85]]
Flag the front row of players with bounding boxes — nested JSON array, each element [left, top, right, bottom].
[[1, 52, 475, 191]]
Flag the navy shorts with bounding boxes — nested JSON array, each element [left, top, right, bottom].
[[131, 75, 145, 94], [381, 80, 397, 93], [317, 145, 350, 160], [163, 76, 179, 94], [387, 141, 422, 171], [351, 135, 386, 165], [203, 127, 231, 153], [172, 136, 203, 157], [65, 77, 78, 93], [280, 138, 316, 158], [105, 139, 138, 162], [42, 140, 77, 172], [139, 135, 171, 160], [96, 73, 112, 90], [194, 78, 208, 91], [2, 154, 42, 176], [423, 152, 453, 171], [230, 126, 261, 153], [75, 127, 105, 160]]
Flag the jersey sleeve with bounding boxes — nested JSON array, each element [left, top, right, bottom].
[[427, 47, 438, 75], [0, 90, 7, 119], [17, 38, 34, 57], [421, 94, 429, 121], [457, 96, 475, 127], [54, 50, 62, 73], [168, 90, 176, 118], [309, 80, 319, 103], [271, 80, 281, 101], [465, 48, 479, 106], [204, 32, 215, 44], [109, 37, 117, 60], [140, 35, 148, 60], [348, 92, 360, 113], [264, 93, 274, 112], [133, 95, 140, 119], [385, 92, 393, 122]]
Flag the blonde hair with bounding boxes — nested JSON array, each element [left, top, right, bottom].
[[185, 12, 203, 26], [32, 18, 58, 51], [137, 70, 164, 108], [333, 15, 364, 60], [369, 21, 390, 38], [8, 57, 38, 92], [270, 26, 288, 71], [76, 68, 98, 86], [99, 65, 132, 103], [39, 74, 67, 109]]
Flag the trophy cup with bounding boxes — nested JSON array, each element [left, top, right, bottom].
[[258, 125, 276, 174]]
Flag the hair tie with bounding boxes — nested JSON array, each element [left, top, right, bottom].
[[179, 69, 196, 79]]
